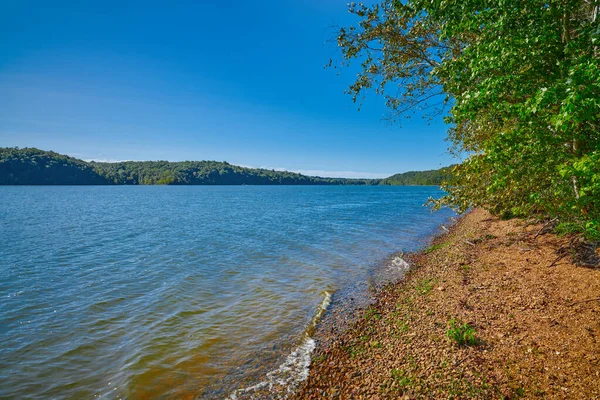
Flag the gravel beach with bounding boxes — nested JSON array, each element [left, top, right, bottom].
[[295, 209, 600, 399]]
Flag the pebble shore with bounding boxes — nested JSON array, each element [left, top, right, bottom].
[[294, 209, 600, 399]]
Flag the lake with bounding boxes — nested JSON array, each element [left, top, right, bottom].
[[0, 186, 455, 399]]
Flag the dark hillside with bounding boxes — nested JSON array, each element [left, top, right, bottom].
[[0, 147, 452, 186], [0, 147, 110, 185]]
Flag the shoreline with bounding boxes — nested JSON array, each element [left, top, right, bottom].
[[226, 215, 458, 399], [295, 208, 600, 399]]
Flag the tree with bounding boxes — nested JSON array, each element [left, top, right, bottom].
[[335, 0, 600, 239]]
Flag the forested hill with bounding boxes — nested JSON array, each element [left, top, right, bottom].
[[0, 148, 109, 185], [379, 167, 453, 186], [91, 160, 373, 185], [0, 147, 450, 186], [0, 148, 373, 185]]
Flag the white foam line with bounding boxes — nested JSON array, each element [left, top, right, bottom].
[[389, 253, 410, 271], [229, 291, 331, 400]]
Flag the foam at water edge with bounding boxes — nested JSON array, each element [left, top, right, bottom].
[[229, 291, 331, 400], [388, 253, 410, 272]]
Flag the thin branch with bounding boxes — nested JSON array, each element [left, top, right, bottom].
[[570, 297, 600, 305], [547, 253, 567, 267], [533, 218, 558, 239]]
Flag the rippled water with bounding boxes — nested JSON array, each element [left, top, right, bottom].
[[0, 186, 454, 399]]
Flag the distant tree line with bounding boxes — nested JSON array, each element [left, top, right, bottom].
[[0, 148, 450, 186], [89, 159, 376, 185], [379, 167, 453, 186]]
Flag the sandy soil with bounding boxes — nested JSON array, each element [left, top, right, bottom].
[[294, 209, 600, 399]]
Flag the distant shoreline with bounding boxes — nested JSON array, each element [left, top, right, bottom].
[[1, 147, 451, 186], [0, 184, 443, 187]]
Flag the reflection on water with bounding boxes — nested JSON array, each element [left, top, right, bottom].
[[0, 186, 454, 398]]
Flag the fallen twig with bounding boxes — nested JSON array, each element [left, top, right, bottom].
[[533, 218, 558, 240], [570, 297, 600, 305], [453, 356, 468, 367], [465, 240, 476, 247], [548, 253, 567, 267]]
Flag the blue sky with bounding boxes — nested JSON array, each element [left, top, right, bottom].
[[0, 1, 454, 178]]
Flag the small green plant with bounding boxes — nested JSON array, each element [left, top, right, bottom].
[[365, 307, 382, 320], [393, 311, 410, 332], [446, 318, 477, 346], [511, 386, 525, 398], [425, 242, 449, 254], [343, 344, 364, 359], [415, 278, 434, 295], [312, 354, 326, 363], [397, 321, 410, 332], [401, 297, 413, 307], [471, 233, 498, 244], [391, 368, 413, 390]]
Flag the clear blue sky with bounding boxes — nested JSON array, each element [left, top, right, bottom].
[[0, 1, 454, 178]]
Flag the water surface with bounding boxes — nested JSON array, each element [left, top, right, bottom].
[[0, 186, 454, 398]]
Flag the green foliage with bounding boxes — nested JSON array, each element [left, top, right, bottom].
[[312, 354, 327, 363], [414, 278, 434, 295], [390, 368, 414, 391], [446, 318, 477, 347], [0, 147, 451, 187], [0, 147, 110, 185], [343, 343, 365, 359], [365, 307, 382, 320], [90, 159, 377, 185], [0, 148, 377, 186], [380, 166, 453, 186], [424, 242, 449, 254], [334, 0, 600, 240]]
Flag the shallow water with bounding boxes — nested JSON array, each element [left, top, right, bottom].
[[0, 186, 454, 398]]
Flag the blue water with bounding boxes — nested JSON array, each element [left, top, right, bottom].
[[0, 186, 454, 399]]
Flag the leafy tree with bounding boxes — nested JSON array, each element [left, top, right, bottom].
[[334, 0, 600, 239]]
